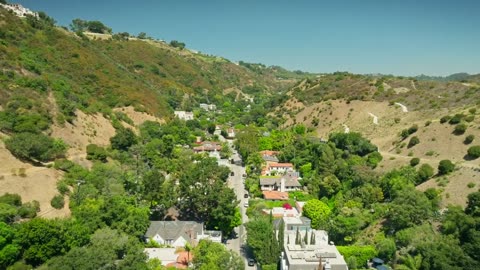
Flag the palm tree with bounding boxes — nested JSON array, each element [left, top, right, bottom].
[[395, 254, 422, 270]]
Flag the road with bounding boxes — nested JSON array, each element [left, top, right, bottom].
[[223, 139, 255, 269]]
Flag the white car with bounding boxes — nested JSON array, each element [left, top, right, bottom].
[[244, 202, 249, 208]]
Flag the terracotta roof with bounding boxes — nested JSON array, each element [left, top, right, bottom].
[[268, 162, 293, 168], [262, 191, 289, 200], [193, 141, 222, 152], [259, 150, 280, 157]]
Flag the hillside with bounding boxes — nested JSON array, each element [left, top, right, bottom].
[[0, 8, 304, 218], [273, 73, 480, 207]]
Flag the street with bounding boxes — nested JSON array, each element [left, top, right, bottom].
[[223, 140, 255, 269]]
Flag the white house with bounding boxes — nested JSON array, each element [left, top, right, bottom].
[[174, 111, 194, 121], [263, 162, 294, 176], [0, 3, 37, 18], [226, 128, 235, 138]]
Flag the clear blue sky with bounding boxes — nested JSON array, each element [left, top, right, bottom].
[[15, 0, 480, 76]]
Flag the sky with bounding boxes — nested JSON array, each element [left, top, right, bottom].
[[14, 0, 480, 76]]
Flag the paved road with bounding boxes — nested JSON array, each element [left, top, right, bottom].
[[223, 140, 255, 269]]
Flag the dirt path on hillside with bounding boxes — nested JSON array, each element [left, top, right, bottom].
[[379, 150, 480, 170]]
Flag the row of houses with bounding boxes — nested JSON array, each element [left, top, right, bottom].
[[258, 150, 303, 201], [0, 3, 37, 18]]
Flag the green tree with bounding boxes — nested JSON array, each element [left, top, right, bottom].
[[408, 136, 420, 148], [467, 145, 480, 159], [388, 189, 433, 231], [302, 199, 331, 229], [417, 164, 434, 183], [396, 254, 423, 270], [245, 217, 279, 265], [110, 128, 137, 151], [410, 158, 420, 167], [192, 240, 244, 270], [438, 160, 455, 175], [5, 133, 67, 162]]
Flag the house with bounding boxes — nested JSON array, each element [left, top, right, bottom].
[[199, 103, 217, 111], [0, 3, 37, 18], [278, 216, 348, 270], [193, 141, 222, 152], [145, 221, 222, 247], [260, 173, 302, 192], [260, 150, 280, 162], [262, 207, 299, 218], [226, 128, 235, 138], [263, 162, 294, 176], [174, 111, 194, 120], [262, 190, 289, 201]]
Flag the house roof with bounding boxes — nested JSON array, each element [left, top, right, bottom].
[[259, 176, 301, 188], [193, 141, 222, 152], [268, 162, 293, 168], [259, 150, 280, 157], [145, 221, 204, 243], [262, 191, 289, 200]]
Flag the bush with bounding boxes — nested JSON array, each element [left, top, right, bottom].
[[0, 193, 22, 206], [57, 181, 70, 195], [469, 108, 476, 114], [408, 136, 420, 148], [425, 120, 432, 126], [86, 144, 107, 162], [438, 160, 455, 175], [18, 201, 40, 218], [110, 128, 137, 151], [454, 123, 467, 135], [465, 115, 475, 122], [410, 158, 420, 167], [50, 194, 65, 209], [440, 115, 451, 124], [418, 164, 434, 183], [448, 114, 464, 124], [5, 133, 67, 162], [464, 135, 475, 144], [467, 145, 480, 159]]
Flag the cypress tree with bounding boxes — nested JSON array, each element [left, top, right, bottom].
[[310, 231, 315, 245], [295, 227, 300, 245], [304, 229, 309, 245], [278, 219, 285, 249]]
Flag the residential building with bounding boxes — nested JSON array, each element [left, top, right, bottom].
[[263, 207, 299, 218], [263, 162, 294, 176], [199, 103, 216, 111], [193, 141, 222, 152], [145, 221, 222, 247], [226, 128, 235, 138], [0, 3, 37, 17], [260, 173, 302, 192], [260, 150, 280, 163], [144, 248, 191, 269], [174, 111, 194, 120], [278, 216, 348, 270]]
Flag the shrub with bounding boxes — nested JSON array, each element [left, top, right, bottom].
[[425, 120, 432, 127], [448, 114, 464, 124], [18, 201, 40, 218], [410, 158, 420, 167], [408, 124, 418, 134], [438, 160, 455, 175], [464, 135, 475, 144], [469, 108, 476, 114], [440, 115, 451, 124], [50, 194, 65, 209], [467, 145, 480, 159], [0, 193, 22, 206], [465, 115, 475, 122], [57, 181, 70, 195], [454, 123, 467, 135], [467, 182, 476, 188], [418, 164, 434, 183], [86, 144, 108, 162], [5, 133, 67, 162], [110, 128, 137, 151], [408, 136, 420, 148]]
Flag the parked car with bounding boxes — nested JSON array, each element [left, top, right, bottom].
[[248, 258, 255, 266], [244, 193, 249, 198], [244, 202, 249, 208], [230, 171, 234, 176], [242, 173, 247, 178]]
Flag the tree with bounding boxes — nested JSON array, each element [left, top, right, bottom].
[[464, 135, 475, 144], [329, 132, 377, 156], [388, 189, 433, 231], [438, 160, 455, 175], [408, 136, 420, 148], [467, 145, 480, 159], [5, 133, 67, 162], [302, 199, 331, 229], [86, 20, 112, 33], [110, 128, 137, 151], [465, 191, 480, 217], [170, 40, 186, 49], [86, 144, 107, 162], [137, 32, 147, 39], [207, 123, 216, 134], [410, 158, 420, 167], [69, 18, 87, 32], [192, 240, 244, 270], [0, 222, 21, 269], [395, 254, 423, 270], [417, 164, 434, 183], [245, 217, 279, 265], [454, 123, 468, 135]]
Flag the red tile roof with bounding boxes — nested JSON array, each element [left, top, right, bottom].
[[262, 191, 289, 200]]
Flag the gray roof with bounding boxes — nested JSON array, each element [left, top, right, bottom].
[[262, 155, 279, 162], [145, 221, 204, 242], [260, 174, 302, 187]]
